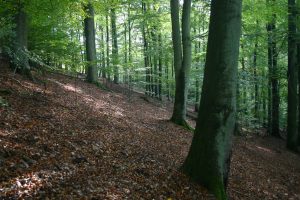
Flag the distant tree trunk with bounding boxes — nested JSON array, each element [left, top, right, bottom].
[[152, 28, 159, 98], [84, 2, 97, 83], [142, 3, 150, 95], [266, 0, 280, 137], [194, 25, 200, 112], [128, 5, 132, 85], [106, 13, 110, 81], [158, 33, 163, 100], [111, 7, 119, 84], [14, 2, 32, 79], [124, 17, 128, 84], [287, 0, 298, 151], [170, 0, 192, 127], [165, 52, 171, 101], [240, 44, 247, 106], [100, 25, 106, 78], [182, 0, 242, 199], [253, 30, 259, 120], [262, 68, 268, 126]]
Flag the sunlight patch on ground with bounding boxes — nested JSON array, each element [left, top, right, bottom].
[[0, 129, 13, 136], [255, 145, 274, 154], [0, 169, 73, 199], [63, 84, 83, 94], [0, 171, 48, 198], [48, 77, 126, 118], [21, 81, 49, 94], [47, 78, 83, 94]]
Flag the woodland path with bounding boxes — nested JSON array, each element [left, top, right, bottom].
[[0, 69, 300, 199]]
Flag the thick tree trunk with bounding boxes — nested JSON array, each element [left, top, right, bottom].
[[14, 3, 32, 79], [297, 0, 300, 146], [266, 0, 280, 137], [170, 0, 192, 127], [298, 43, 300, 146], [287, 0, 298, 152], [182, 0, 242, 199], [84, 2, 97, 83], [111, 8, 119, 84]]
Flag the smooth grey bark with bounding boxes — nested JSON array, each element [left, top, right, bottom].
[[111, 7, 119, 84], [84, 2, 97, 83], [287, 0, 298, 152], [182, 0, 242, 199], [170, 0, 192, 127]]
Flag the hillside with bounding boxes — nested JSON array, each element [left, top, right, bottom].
[[0, 68, 300, 199]]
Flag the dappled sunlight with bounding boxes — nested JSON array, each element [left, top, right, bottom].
[[19, 81, 50, 95], [0, 170, 67, 199], [47, 77, 126, 118], [47, 78, 83, 94], [63, 84, 83, 94], [255, 145, 275, 154]]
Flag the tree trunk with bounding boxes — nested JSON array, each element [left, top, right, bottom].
[[100, 25, 106, 78], [266, 0, 280, 137], [142, 3, 150, 95], [182, 0, 242, 199], [287, 0, 298, 152], [128, 5, 132, 86], [253, 29, 259, 120], [194, 24, 200, 112], [170, 0, 192, 127], [84, 2, 97, 83], [297, 0, 300, 146], [111, 7, 119, 84], [106, 12, 110, 81], [158, 33, 163, 100], [14, 2, 32, 79]]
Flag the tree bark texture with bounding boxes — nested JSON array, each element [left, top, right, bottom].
[[84, 2, 98, 83], [182, 0, 242, 199], [170, 0, 192, 127], [287, 0, 298, 151]]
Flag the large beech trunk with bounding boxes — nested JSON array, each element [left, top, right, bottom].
[[84, 2, 97, 83], [182, 0, 242, 199]]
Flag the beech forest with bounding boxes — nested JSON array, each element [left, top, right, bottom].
[[0, 0, 300, 199]]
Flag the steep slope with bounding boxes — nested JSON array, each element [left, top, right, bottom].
[[0, 68, 299, 199]]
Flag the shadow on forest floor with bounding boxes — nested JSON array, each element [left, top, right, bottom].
[[0, 67, 299, 199]]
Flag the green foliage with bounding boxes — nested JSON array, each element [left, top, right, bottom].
[[0, 0, 292, 131]]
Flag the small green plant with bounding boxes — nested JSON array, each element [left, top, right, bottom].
[[0, 96, 9, 107]]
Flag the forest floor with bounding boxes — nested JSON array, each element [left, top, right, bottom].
[[0, 67, 300, 200]]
